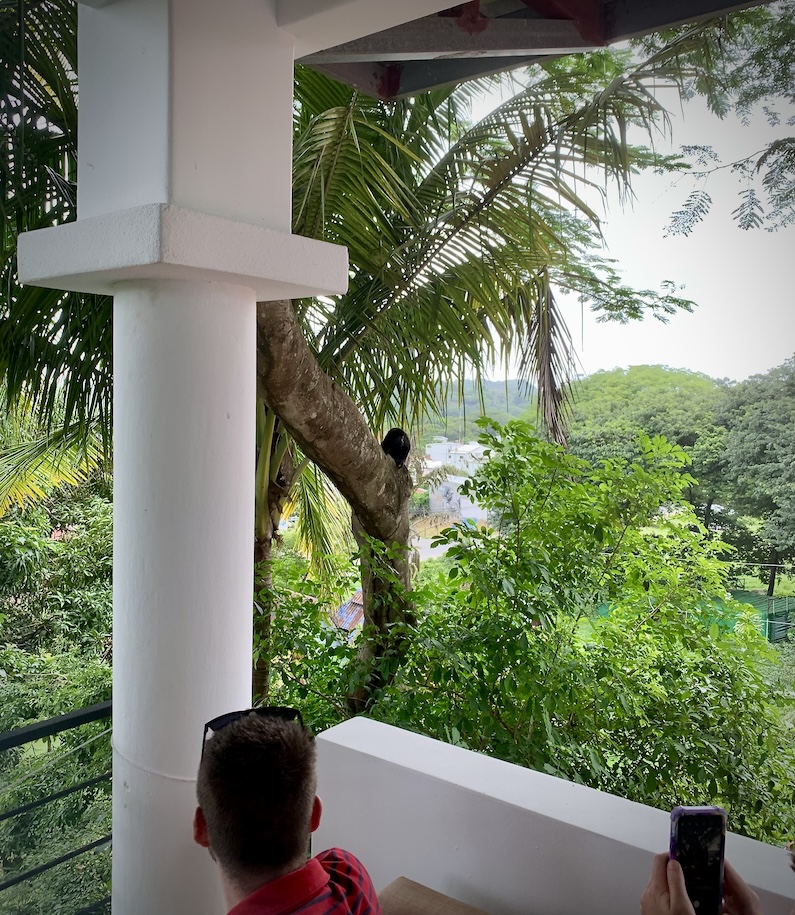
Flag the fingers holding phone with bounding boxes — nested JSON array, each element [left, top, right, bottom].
[[642, 804, 764, 915], [722, 861, 763, 915], [641, 853, 697, 915], [642, 855, 762, 915]]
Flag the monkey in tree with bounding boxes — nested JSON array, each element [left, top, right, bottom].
[[381, 428, 411, 469]]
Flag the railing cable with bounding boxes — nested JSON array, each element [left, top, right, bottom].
[[0, 834, 111, 892], [0, 726, 112, 800], [0, 700, 112, 753], [0, 772, 111, 823]]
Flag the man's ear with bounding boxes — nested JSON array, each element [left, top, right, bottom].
[[310, 796, 322, 833], [193, 806, 210, 848]]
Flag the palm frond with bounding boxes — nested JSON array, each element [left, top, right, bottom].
[[285, 461, 353, 583], [0, 418, 103, 515], [1, 11, 750, 455]]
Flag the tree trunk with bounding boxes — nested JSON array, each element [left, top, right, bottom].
[[703, 499, 713, 530], [256, 299, 415, 706], [767, 547, 779, 598], [252, 434, 296, 702], [253, 535, 273, 702]]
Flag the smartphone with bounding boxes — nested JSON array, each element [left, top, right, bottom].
[[670, 806, 727, 915]]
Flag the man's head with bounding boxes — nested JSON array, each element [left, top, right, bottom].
[[194, 709, 320, 881]]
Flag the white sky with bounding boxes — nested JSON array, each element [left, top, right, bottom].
[[478, 78, 795, 383], [561, 93, 795, 382]]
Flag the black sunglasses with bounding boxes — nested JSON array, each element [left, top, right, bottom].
[[201, 706, 303, 759]]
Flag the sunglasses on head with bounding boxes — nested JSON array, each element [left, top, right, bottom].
[[201, 706, 303, 759]]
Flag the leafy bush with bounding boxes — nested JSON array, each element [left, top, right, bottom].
[[0, 481, 113, 914], [0, 487, 112, 657], [264, 547, 358, 733], [370, 421, 795, 845]]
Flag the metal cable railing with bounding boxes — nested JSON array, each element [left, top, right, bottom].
[[0, 701, 112, 915]]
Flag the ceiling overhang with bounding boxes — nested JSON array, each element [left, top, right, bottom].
[[297, 0, 773, 99]]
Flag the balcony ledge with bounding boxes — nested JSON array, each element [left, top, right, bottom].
[[316, 718, 795, 915]]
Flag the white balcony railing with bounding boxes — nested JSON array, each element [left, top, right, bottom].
[[316, 718, 795, 915]]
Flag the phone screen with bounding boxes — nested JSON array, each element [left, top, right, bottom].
[[672, 813, 725, 915]]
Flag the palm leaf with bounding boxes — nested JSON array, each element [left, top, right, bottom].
[[0, 417, 103, 515], [285, 461, 353, 584]]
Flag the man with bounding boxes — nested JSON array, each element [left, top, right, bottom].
[[194, 707, 382, 915]]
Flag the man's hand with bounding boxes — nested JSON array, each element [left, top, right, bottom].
[[722, 861, 762, 915], [641, 854, 764, 915], [641, 853, 696, 915]]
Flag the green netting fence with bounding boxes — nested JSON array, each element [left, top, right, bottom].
[[732, 591, 794, 643]]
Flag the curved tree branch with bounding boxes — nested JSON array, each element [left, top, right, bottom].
[[256, 299, 412, 542]]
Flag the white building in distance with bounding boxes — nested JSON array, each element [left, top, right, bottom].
[[425, 437, 486, 473]]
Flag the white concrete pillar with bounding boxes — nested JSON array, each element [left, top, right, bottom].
[[16, 0, 356, 912], [78, 0, 294, 230], [111, 279, 255, 913]]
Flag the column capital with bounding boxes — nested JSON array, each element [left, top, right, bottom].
[[18, 204, 348, 299], [77, 0, 295, 232]]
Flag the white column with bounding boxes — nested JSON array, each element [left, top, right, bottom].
[[111, 279, 255, 913], [16, 0, 353, 911], [78, 0, 294, 231]]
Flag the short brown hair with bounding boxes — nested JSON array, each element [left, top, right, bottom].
[[196, 713, 316, 878]]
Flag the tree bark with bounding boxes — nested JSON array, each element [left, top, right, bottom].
[[256, 300, 415, 706], [252, 436, 297, 702], [253, 535, 273, 702], [767, 547, 779, 598]]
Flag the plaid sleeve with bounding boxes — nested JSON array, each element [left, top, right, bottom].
[[315, 847, 382, 914]]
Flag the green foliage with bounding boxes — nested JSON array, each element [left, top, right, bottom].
[[0, 479, 113, 914], [253, 418, 795, 845], [639, 2, 795, 232], [412, 553, 456, 590], [567, 365, 723, 452], [560, 361, 795, 594], [766, 641, 795, 728], [263, 547, 357, 732], [408, 489, 429, 517], [0, 650, 112, 915], [372, 421, 795, 845], [722, 357, 795, 567], [418, 379, 535, 446], [260, 420, 795, 845], [0, 484, 113, 656], [565, 366, 731, 534], [0, 388, 105, 518]]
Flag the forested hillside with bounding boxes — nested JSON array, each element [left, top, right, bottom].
[[565, 361, 795, 594], [419, 379, 536, 444]]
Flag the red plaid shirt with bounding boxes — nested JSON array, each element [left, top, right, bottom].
[[229, 848, 381, 915]]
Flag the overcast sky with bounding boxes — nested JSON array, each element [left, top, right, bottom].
[[558, 92, 795, 383], [479, 77, 795, 384]]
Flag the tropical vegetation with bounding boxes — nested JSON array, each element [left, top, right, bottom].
[[268, 420, 795, 845], [1, 0, 795, 905], [3, 0, 721, 694]]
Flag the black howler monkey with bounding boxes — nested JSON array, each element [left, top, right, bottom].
[[381, 428, 410, 469]]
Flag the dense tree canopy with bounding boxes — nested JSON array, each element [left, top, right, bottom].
[[722, 357, 795, 593], [566, 366, 724, 458], [534, 359, 795, 594], [563, 366, 729, 524]]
